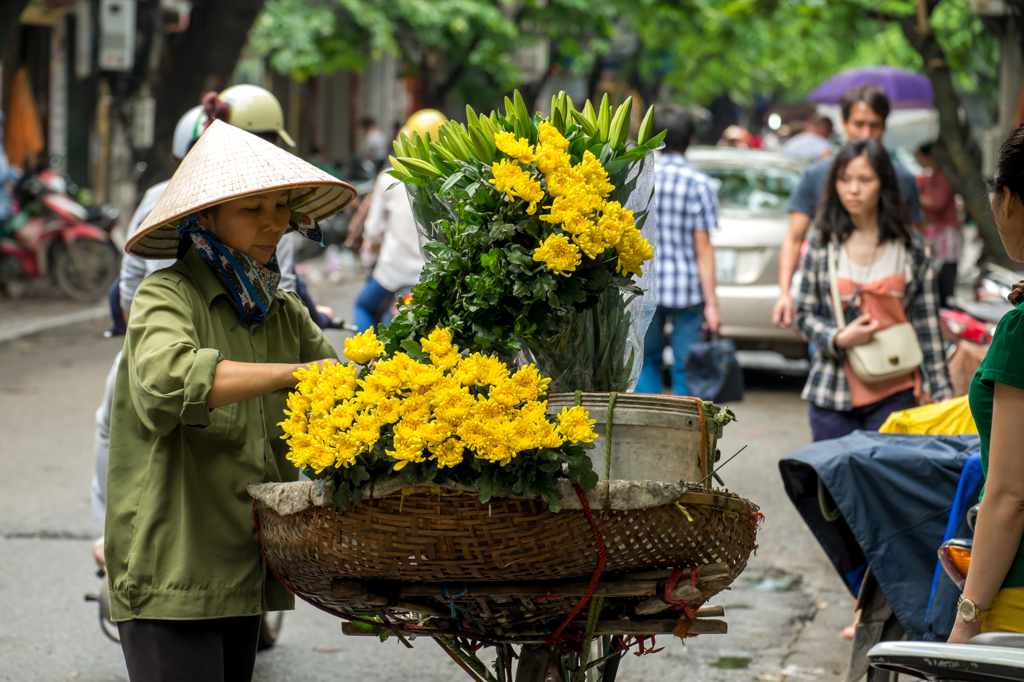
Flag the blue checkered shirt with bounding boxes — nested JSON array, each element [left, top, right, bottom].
[[653, 153, 719, 309]]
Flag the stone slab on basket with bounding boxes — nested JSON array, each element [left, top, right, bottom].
[[547, 392, 724, 484], [250, 479, 758, 634]]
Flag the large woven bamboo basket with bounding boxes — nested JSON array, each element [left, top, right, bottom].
[[251, 479, 759, 635]]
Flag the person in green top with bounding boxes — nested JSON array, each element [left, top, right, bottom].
[[950, 123, 1024, 643], [106, 120, 355, 680]]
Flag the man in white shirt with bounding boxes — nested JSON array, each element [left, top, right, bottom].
[[352, 109, 446, 331], [353, 168, 424, 331]]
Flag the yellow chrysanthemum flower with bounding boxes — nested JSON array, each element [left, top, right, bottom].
[[532, 232, 581, 277], [429, 438, 465, 468], [344, 329, 385, 365], [508, 364, 551, 403], [556, 405, 598, 443], [535, 145, 572, 175], [493, 131, 536, 164], [560, 213, 593, 237], [420, 326, 454, 356], [615, 225, 654, 277], [538, 121, 570, 150], [489, 160, 545, 215], [572, 229, 607, 260], [576, 151, 615, 198]]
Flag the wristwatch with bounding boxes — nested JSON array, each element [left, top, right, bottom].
[[957, 596, 991, 623]]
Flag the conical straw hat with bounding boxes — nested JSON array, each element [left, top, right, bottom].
[[126, 119, 356, 259]]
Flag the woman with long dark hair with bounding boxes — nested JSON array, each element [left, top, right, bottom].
[[795, 138, 952, 440], [949, 124, 1024, 641]]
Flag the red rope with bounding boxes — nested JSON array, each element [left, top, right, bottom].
[[662, 568, 695, 618], [536, 587, 558, 603], [546, 483, 607, 648]]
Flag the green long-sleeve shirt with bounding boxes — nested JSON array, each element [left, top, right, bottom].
[[105, 246, 336, 621]]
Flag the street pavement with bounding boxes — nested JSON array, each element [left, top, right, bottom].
[[0, 262, 854, 681]]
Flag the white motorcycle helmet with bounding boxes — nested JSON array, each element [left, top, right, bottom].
[[171, 106, 208, 160]]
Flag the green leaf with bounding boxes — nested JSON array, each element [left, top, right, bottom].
[[439, 171, 466, 195], [476, 470, 499, 503], [400, 339, 429, 362]]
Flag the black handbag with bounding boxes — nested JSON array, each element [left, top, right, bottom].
[[685, 333, 744, 403]]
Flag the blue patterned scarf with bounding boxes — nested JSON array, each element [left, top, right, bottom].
[[176, 216, 324, 325]]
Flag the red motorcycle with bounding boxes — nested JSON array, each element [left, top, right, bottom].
[[1, 168, 119, 300]]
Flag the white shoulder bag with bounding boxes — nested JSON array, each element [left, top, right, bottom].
[[827, 241, 923, 383]]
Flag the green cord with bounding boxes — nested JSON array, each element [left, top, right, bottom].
[[434, 634, 499, 682], [605, 392, 617, 482], [574, 595, 605, 682], [817, 477, 842, 522]]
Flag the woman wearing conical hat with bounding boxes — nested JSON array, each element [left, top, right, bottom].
[[105, 120, 355, 680]]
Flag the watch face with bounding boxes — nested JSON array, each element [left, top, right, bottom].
[[959, 600, 977, 621]]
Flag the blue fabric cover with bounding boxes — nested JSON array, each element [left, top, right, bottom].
[[924, 454, 984, 639], [779, 431, 980, 641]]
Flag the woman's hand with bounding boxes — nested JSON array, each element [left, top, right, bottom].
[[208, 358, 338, 409], [835, 314, 879, 349], [947, 617, 982, 644]]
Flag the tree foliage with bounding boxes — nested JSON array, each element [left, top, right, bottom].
[[623, 0, 997, 106], [249, 0, 617, 108]]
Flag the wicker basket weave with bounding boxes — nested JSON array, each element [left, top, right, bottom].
[[252, 481, 759, 635]]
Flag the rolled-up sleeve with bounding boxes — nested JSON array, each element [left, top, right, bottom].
[[126, 275, 222, 435]]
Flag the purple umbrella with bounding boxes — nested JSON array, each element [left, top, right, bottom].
[[809, 65, 934, 109]]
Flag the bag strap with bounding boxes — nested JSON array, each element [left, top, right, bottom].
[[827, 241, 847, 331]]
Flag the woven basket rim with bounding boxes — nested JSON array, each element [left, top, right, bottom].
[[248, 478, 755, 518]]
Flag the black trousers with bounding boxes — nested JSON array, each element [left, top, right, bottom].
[[118, 616, 261, 682]]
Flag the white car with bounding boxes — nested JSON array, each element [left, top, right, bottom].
[[686, 146, 810, 363]]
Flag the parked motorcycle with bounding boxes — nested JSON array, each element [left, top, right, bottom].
[[1, 166, 119, 300]]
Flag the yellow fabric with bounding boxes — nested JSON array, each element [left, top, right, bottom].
[[981, 587, 1024, 633], [877, 395, 978, 436]]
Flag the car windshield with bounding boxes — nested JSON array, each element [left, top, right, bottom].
[[699, 167, 801, 214]]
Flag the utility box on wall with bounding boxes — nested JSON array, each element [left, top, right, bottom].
[[98, 0, 136, 72]]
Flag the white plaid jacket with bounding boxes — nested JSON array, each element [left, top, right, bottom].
[[795, 231, 953, 411]]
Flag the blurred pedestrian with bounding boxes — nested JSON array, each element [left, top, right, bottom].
[[773, 85, 924, 328], [0, 112, 22, 235], [353, 109, 446, 332], [783, 114, 834, 161], [794, 139, 951, 441], [718, 124, 751, 148], [308, 144, 343, 178], [361, 117, 388, 168], [636, 103, 721, 395], [916, 142, 963, 305]]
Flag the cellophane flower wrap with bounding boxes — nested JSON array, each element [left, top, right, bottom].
[[380, 91, 665, 393], [279, 327, 599, 511]]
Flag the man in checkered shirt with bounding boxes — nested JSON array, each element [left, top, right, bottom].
[[636, 104, 721, 395]]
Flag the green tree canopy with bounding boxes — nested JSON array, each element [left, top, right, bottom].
[[249, 0, 617, 109], [624, 0, 997, 107]]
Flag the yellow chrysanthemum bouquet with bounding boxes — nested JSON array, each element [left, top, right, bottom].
[[381, 91, 665, 392], [280, 327, 599, 510]]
